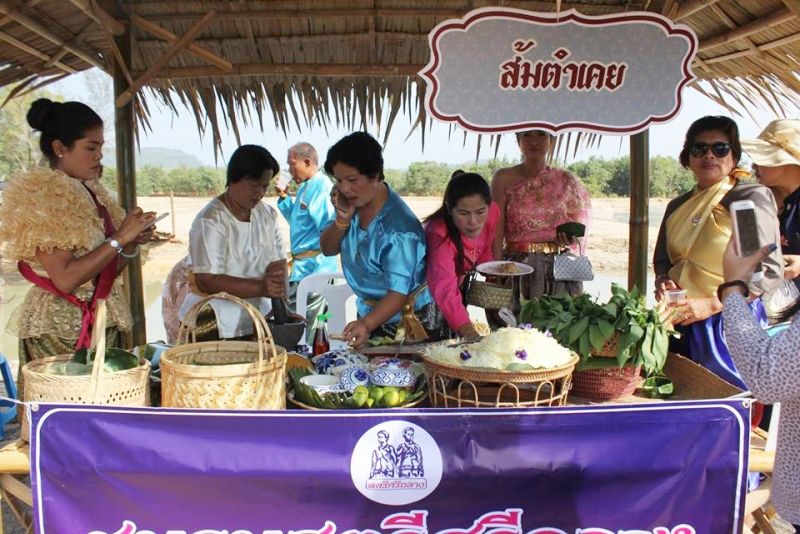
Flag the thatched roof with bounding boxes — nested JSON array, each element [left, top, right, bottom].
[[2, 0, 800, 154]]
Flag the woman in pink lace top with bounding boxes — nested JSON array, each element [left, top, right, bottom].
[[492, 130, 592, 297], [425, 171, 500, 338]]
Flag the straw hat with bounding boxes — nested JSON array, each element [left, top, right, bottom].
[[741, 119, 800, 167]]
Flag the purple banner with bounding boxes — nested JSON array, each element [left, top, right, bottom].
[[29, 401, 749, 534]]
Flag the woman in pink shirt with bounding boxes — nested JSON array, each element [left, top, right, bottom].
[[424, 171, 500, 338]]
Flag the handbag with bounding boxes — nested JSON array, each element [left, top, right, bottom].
[[553, 241, 594, 282], [461, 269, 513, 310]]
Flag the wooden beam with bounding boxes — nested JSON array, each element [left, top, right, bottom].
[[0, 29, 77, 73], [131, 8, 469, 24], [135, 62, 424, 80], [129, 14, 232, 72], [673, 0, 721, 21], [0, 1, 104, 69], [699, 7, 793, 51], [628, 130, 649, 293], [702, 30, 800, 64], [116, 10, 217, 107], [68, 0, 125, 35], [135, 31, 428, 50]]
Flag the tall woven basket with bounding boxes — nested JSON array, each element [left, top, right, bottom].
[[160, 293, 287, 410], [21, 299, 151, 438]]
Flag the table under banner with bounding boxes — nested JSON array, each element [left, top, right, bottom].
[[26, 400, 749, 534]]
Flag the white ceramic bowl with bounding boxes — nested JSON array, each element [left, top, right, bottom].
[[299, 374, 344, 395]]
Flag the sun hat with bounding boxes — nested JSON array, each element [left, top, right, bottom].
[[741, 119, 800, 167]]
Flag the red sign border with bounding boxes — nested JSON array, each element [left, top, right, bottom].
[[418, 8, 698, 135]]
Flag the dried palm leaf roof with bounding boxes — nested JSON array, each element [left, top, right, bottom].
[[1, 0, 800, 157]]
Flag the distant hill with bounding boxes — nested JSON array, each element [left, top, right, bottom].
[[102, 146, 205, 168]]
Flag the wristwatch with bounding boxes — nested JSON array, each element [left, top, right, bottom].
[[105, 237, 124, 254]]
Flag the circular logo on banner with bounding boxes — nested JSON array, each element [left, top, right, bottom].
[[350, 420, 443, 505]]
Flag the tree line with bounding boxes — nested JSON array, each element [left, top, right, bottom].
[[96, 155, 696, 198]]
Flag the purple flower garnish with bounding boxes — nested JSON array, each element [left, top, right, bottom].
[[460, 350, 472, 361], [515, 349, 528, 360], [519, 323, 533, 330]]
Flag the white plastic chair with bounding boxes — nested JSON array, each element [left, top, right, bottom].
[[296, 272, 357, 348]]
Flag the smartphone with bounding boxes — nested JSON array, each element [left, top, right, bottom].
[[730, 200, 763, 282], [151, 212, 169, 227]]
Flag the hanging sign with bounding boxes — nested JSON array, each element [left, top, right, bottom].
[[29, 401, 748, 533], [419, 8, 698, 135]]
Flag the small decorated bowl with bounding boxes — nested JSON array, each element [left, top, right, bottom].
[[370, 360, 416, 389], [339, 365, 371, 392], [369, 356, 413, 370], [299, 374, 345, 395], [311, 350, 368, 376]]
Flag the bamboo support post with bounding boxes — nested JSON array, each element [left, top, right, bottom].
[[68, 0, 125, 35], [137, 62, 423, 80], [628, 130, 649, 293]]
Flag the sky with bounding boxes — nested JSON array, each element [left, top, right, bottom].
[[51, 68, 785, 170]]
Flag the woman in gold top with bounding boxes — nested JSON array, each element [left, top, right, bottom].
[[0, 99, 156, 395], [653, 115, 783, 384]]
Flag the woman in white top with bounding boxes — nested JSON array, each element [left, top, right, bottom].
[[179, 145, 288, 340]]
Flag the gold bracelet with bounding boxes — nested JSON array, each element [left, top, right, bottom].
[[335, 218, 351, 230]]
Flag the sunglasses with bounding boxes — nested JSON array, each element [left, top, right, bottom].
[[689, 142, 731, 158]]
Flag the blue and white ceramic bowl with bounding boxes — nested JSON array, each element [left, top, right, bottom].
[[338, 365, 371, 391], [311, 350, 368, 376], [370, 360, 415, 389]]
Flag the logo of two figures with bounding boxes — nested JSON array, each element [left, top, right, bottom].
[[369, 427, 424, 479]]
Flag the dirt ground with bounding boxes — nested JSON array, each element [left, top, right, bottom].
[[136, 195, 670, 280]]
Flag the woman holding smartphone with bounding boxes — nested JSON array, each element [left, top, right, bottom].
[[653, 115, 783, 383], [320, 132, 446, 347], [0, 98, 155, 396]]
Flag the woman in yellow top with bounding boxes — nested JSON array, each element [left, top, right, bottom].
[[653, 115, 783, 386], [0, 98, 155, 395]]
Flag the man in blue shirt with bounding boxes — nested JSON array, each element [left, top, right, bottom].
[[277, 142, 338, 339]]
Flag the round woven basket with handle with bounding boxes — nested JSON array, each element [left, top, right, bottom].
[[21, 299, 151, 438], [160, 292, 287, 410], [466, 281, 513, 310]]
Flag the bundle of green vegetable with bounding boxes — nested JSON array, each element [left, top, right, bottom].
[[519, 284, 670, 375], [46, 347, 141, 376], [288, 368, 426, 409]]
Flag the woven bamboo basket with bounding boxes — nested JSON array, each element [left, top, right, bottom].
[[160, 293, 287, 410], [21, 299, 150, 438], [423, 354, 579, 408], [466, 281, 513, 310], [570, 365, 642, 401]]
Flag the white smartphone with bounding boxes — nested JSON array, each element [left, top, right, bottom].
[[730, 199, 764, 282], [151, 212, 169, 227]]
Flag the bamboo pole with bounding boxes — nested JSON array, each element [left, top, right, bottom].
[[134, 62, 424, 80], [130, 8, 470, 23], [673, 0, 721, 20], [0, 1, 104, 69], [129, 14, 232, 73], [698, 7, 793, 52], [628, 131, 649, 293], [68, 0, 125, 35], [704, 31, 800, 64], [782, 0, 800, 18], [101, 0, 146, 346], [116, 10, 217, 107], [0, 30, 76, 73]]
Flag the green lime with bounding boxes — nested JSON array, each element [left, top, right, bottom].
[[369, 386, 385, 403], [383, 389, 401, 407], [352, 386, 369, 407]]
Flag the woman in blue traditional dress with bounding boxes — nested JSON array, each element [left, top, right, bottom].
[[320, 132, 447, 347]]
